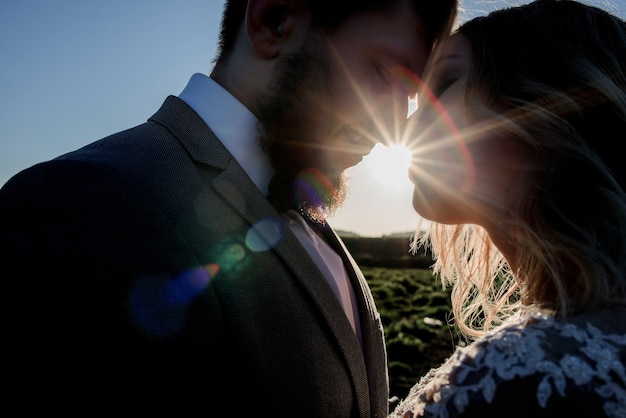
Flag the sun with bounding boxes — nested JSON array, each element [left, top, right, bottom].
[[362, 143, 413, 189]]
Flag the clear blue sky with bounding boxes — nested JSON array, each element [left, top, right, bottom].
[[1, 0, 623, 237]]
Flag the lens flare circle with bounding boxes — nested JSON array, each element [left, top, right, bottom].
[[246, 217, 285, 252]]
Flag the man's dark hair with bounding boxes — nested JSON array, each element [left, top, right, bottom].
[[213, 0, 458, 65]]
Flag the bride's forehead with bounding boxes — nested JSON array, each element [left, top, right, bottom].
[[423, 33, 471, 75]]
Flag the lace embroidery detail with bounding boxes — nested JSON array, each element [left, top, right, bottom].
[[390, 313, 626, 417]]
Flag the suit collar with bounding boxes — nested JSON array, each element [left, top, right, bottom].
[[149, 95, 232, 170], [178, 73, 273, 195]]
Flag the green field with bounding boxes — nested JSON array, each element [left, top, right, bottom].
[[364, 267, 460, 400]]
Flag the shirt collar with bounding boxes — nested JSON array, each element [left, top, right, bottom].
[[178, 73, 273, 196]]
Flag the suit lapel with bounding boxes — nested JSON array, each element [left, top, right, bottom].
[[212, 165, 374, 418], [317, 222, 390, 413]]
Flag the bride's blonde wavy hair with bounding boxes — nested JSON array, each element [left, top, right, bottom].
[[412, 0, 626, 339]]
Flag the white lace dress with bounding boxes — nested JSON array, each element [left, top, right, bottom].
[[389, 311, 626, 417]]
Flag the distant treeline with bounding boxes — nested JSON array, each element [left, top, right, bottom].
[[340, 235, 434, 269]]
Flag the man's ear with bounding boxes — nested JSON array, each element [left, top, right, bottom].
[[246, 0, 293, 59]]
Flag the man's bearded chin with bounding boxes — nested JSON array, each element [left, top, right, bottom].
[[257, 45, 348, 223], [260, 125, 348, 224]]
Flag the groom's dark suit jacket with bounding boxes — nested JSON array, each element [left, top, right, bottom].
[[0, 96, 389, 416]]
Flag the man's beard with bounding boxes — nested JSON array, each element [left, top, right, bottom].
[[257, 38, 348, 224]]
